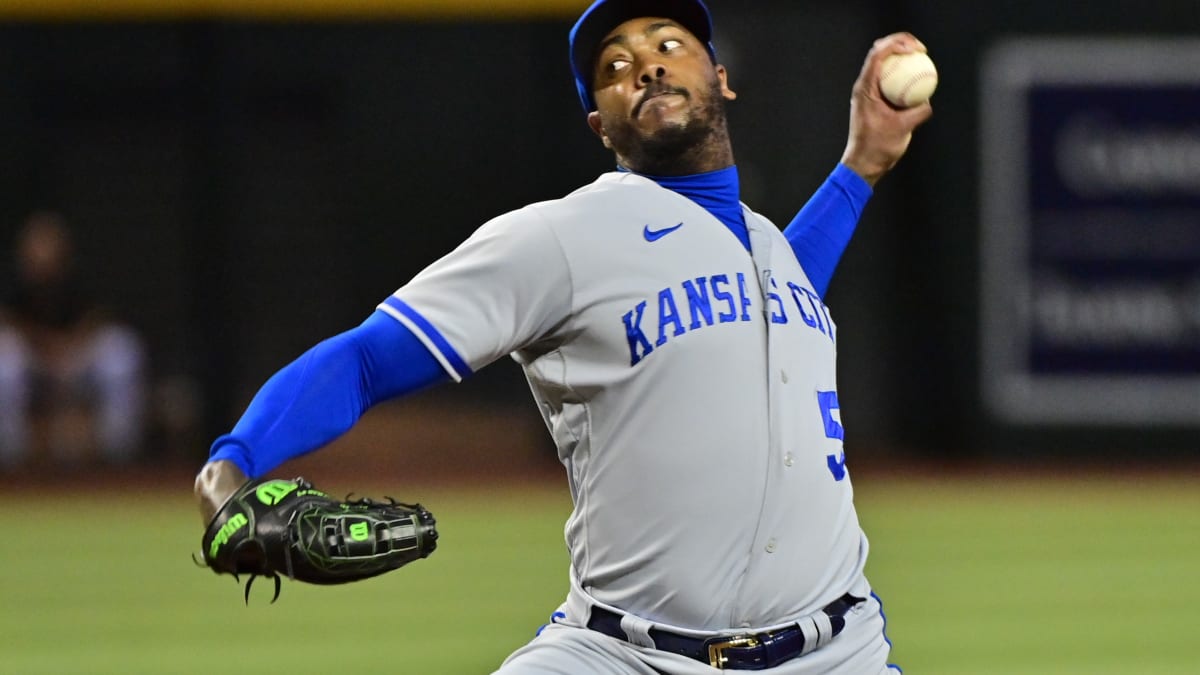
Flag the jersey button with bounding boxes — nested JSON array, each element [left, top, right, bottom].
[[780, 371, 789, 384], [784, 453, 794, 467], [765, 538, 777, 553]]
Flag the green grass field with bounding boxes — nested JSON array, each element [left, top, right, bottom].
[[1, 472, 1197, 674]]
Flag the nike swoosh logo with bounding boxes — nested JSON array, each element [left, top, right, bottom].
[[643, 222, 684, 242]]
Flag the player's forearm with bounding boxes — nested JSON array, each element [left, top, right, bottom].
[[205, 341, 371, 480], [205, 310, 451, 481], [783, 164, 872, 298]]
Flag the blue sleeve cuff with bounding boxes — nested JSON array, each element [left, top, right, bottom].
[[831, 163, 873, 206], [208, 436, 256, 478]]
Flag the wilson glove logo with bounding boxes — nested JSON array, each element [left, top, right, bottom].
[[349, 521, 371, 542], [209, 512, 249, 558], [255, 480, 299, 505]]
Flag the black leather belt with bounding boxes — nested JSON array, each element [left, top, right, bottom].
[[586, 594, 862, 671]]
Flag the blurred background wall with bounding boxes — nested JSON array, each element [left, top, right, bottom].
[[0, 0, 1194, 472]]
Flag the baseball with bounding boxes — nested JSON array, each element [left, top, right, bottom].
[[878, 51, 938, 108]]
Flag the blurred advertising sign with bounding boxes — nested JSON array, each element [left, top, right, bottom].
[[980, 38, 1200, 425]]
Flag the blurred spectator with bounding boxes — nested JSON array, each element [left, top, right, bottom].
[[0, 211, 147, 469]]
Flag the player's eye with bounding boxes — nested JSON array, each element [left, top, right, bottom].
[[607, 58, 631, 73], [660, 39, 683, 52]]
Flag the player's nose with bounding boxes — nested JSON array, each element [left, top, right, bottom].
[[638, 63, 668, 85]]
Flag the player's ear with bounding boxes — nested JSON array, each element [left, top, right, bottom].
[[586, 111, 614, 149], [716, 64, 737, 101]]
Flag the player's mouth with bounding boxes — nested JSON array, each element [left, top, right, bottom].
[[634, 86, 689, 118]]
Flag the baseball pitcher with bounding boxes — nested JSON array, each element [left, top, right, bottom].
[[193, 1, 932, 672]]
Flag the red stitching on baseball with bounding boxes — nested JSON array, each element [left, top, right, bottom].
[[898, 72, 935, 105]]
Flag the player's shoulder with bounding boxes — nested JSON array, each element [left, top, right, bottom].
[[476, 172, 666, 241], [524, 171, 665, 223], [562, 170, 658, 198]]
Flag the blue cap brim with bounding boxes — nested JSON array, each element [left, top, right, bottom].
[[569, 0, 716, 114]]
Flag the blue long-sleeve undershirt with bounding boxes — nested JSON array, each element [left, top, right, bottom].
[[208, 310, 447, 477], [782, 163, 872, 299], [208, 165, 871, 477]]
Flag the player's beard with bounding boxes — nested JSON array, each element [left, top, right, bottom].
[[605, 75, 733, 176]]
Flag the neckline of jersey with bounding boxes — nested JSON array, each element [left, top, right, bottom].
[[619, 164, 750, 251]]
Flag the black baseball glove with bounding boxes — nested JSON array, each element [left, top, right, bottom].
[[198, 476, 438, 602]]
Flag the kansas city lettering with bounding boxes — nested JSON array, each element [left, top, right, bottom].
[[621, 272, 833, 366]]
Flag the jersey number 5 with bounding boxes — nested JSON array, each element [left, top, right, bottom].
[[817, 391, 847, 481]]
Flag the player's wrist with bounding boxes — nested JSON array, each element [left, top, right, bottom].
[[838, 154, 885, 188], [840, 135, 908, 188], [194, 459, 249, 525], [831, 162, 874, 198]]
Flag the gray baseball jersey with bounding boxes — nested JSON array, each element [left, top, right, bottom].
[[380, 171, 868, 632]]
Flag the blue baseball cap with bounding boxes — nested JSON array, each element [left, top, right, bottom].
[[569, 0, 716, 113]]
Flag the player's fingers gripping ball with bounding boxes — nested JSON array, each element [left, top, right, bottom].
[[878, 51, 938, 108], [199, 477, 438, 602]]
